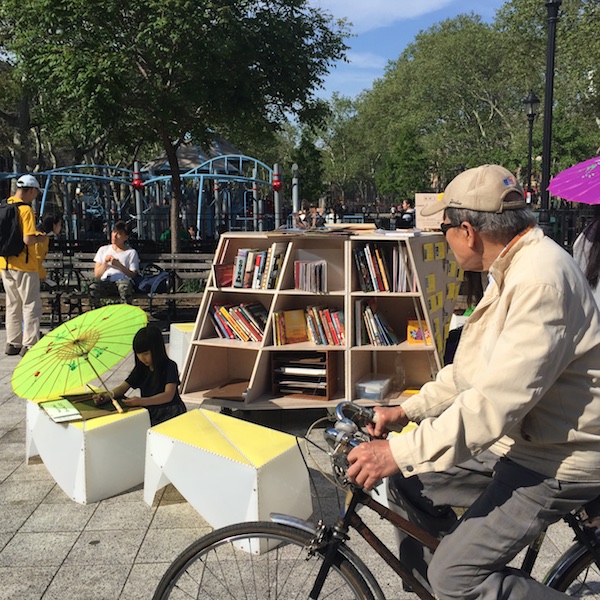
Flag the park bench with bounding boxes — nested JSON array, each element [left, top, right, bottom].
[[67, 251, 213, 317], [0, 250, 213, 324]]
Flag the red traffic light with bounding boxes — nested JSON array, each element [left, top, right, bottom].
[[272, 172, 282, 192]]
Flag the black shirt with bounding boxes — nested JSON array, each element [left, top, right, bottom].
[[126, 358, 186, 425]]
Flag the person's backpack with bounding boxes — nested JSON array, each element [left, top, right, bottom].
[[0, 201, 27, 261], [136, 264, 171, 295]]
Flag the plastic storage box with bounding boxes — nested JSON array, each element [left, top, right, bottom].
[[355, 374, 392, 401]]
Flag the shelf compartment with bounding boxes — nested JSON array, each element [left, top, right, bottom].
[[349, 349, 437, 403], [270, 350, 343, 402], [350, 240, 417, 294], [352, 296, 428, 347], [182, 346, 259, 402], [279, 237, 345, 292]]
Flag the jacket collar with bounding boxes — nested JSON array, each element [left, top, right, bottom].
[[487, 226, 542, 289]]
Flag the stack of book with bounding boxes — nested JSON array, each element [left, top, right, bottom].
[[294, 259, 327, 292], [355, 299, 400, 346], [209, 302, 269, 342], [233, 242, 288, 289], [272, 352, 335, 400], [353, 243, 416, 292], [272, 306, 345, 346]]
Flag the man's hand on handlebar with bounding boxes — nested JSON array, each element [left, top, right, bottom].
[[367, 405, 409, 438], [347, 440, 399, 491], [346, 405, 409, 491]]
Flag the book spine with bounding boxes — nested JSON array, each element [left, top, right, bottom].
[[238, 304, 265, 337], [323, 308, 340, 345], [260, 246, 274, 289], [363, 245, 379, 291], [305, 310, 318, 343], [243, 251, 256, 288], [219, 306, 250, 341], [375, 246, 390, 292], [307, 306, 325, 345], [332, 310, 345, 345], [253, 251, 266, 289], [231, 307, 261, 342], [353, 248, 368, 292], [233, 250, 248, 288], [319, 308, 335, 345], [212, 305, 235, 339]]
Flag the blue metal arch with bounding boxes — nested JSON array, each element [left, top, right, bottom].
[[3, 155, 274, 238]]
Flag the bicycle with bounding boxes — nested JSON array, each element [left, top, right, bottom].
[[153, 401, 600, 599]]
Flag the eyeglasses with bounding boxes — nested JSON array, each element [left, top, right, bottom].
[[440, 222, 458, 236]]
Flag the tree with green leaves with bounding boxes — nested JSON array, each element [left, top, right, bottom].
[[375, 125, 429, 200], [0, 0, 348, 249]]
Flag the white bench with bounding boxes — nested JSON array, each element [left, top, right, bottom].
[[144, 409, 312, 528], [26, 400, 150, 504]]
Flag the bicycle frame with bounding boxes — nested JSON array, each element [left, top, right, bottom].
[[274, 483, 600, 600]]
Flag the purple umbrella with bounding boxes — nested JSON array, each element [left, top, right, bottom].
[[548, 156, 600, 204]]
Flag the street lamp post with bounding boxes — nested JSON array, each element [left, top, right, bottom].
[[540, 0, 562, 235], [522, 91, 540, 202]]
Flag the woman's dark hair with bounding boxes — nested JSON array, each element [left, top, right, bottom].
[[582, 206, 600, 288], [132, 326, 169, 378], [40, 213, 62, 233]]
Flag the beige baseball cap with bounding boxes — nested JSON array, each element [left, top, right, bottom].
[[421, 164, 526, 216]]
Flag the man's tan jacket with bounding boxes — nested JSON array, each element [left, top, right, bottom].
[[391, 227, 600, 482]]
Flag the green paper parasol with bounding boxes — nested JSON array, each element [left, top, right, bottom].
[[12, 304, 147, 400]]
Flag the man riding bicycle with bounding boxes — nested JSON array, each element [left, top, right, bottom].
[[348, 164, 600, 599]]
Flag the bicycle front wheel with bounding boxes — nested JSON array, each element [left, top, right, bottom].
[[544, 539, 600, 596], [153, 521, 375, 600]]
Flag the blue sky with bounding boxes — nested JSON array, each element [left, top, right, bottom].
[[311, 0, 508, 99]]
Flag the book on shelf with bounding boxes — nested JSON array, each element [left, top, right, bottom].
[[243, 250, 258, 288], [233, 248, 257, 288], [261, 241, 288, 289], [230, 242, 288, 290], [294, 259, 327, 293], [210, 302, 266, 342], [355, 299, 399, 346], [272, 306, 344, 346], [282, 309, 309, 344], [251, 251, 267, 289], [213, 263, 234, 288], [40, 399, 81, 423], [353, 243, 415, 293]]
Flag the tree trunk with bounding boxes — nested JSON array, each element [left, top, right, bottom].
[[161, 130, 181, 254]]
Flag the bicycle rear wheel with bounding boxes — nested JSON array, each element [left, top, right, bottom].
[[153, 521, 375, 599]]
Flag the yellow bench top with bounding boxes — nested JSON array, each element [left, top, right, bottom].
[[150, 409, 299, 467]]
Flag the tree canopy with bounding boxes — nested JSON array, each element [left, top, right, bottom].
[[0, 0, 348, 247]]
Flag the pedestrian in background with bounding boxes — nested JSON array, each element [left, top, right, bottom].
[[573, 205, 600, 307], [0, 175, 46, 356], [35, 213, 63, 287]]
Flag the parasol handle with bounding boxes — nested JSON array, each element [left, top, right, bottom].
[[87, 361, 125, 414], [107, 390, 124, 414]]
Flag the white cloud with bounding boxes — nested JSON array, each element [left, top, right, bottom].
[[346, 51, 388, 71], [310, 0, 454, 33]]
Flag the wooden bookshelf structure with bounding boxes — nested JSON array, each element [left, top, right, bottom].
[[180, 231, 462, 410]]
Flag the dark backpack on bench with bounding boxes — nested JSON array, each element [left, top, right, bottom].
[[136, 264, 171, 295]]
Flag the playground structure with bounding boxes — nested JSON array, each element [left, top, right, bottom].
[[0, 154, 283, 245]]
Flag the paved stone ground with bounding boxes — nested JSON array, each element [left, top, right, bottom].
[[1, 324, 599, 599]]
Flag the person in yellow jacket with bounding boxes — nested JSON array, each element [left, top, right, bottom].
[[1, 175, 46, 356], [34, 213, 63, 283]]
